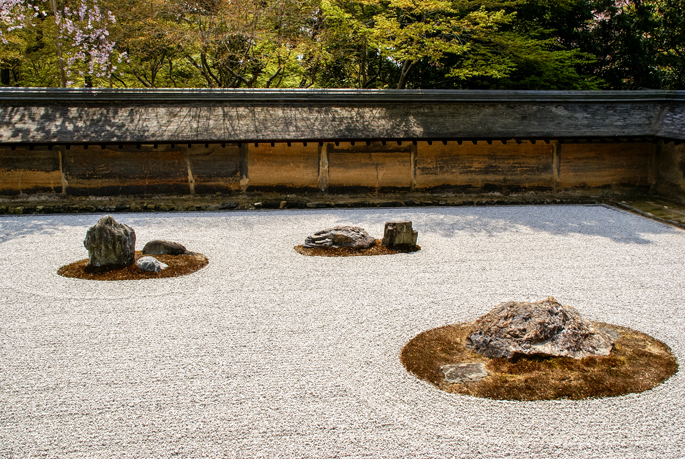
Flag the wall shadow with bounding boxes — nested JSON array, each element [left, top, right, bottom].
[[0, 205, 678, 247], [333, 205, 678, 245]]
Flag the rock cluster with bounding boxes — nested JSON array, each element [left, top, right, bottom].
[[381, 221, 418, 249], [303, 226, 376, 249], [83, 215, 136, 270], [466, 297, 614, 359], [81, 216, 195, 273]]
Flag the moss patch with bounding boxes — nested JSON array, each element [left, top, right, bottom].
[[295, 239, 420, 257], [401, 322, 678, 401], [58, 251, 208, 281]]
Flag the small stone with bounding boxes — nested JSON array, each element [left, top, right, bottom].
[[440, 363, 488, 384], [303, 226, 375, 249], [136, 256, 168, 272], [220, 202, 238, 210], [381, 221, 418, 248], [83, 215, 136, 270], [142, 240, 188, 255], [466, 297, 614, 360]]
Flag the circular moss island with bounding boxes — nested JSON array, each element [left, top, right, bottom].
[[295, 240, 420, 257], [58, 251, 208, 281], [401, 321, 678, 401]]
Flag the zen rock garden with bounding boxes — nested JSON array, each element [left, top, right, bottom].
[[56, 215, 679, 401], [296, 221, 420, 256], [401, 297, 678, 400], [58, 215, 208, 280]]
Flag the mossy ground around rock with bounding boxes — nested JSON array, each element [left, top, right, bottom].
[[294, 240, 420, 257], [401, 322, 678, 401], [57, 251, 208, 281]]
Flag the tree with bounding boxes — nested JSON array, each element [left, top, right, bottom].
[[580, 0, 662, 89], [319, 0, 518, 88], [0, 0, 122, 86], [55, 0, 119, 86], [318, 0, 603, 89], [133, 0, 323, 88], [0, 0, 45, 84], [655, 0, 684, 88]]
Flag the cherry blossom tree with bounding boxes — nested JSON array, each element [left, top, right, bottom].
[[1, 0, 122, 86], [0, 0, 45, 43], [55, 0, 122, 86]]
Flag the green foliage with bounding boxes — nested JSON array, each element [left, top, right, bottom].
[[1, 0, 683, 89], [655, 0, 685, 89]]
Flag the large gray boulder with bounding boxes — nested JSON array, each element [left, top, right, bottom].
[[381, 221, 418, 248], [142, 240, 188, 255], [466, 297, 614, 360], [83, 215, 135, 270], [304, 226, 375, 249]]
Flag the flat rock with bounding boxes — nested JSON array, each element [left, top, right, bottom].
[[381, 221, 418, 248], [83, 215, 136, 270], [142, 240, 188, 255], [303, 226, 375, 249], [136, 256, 168, 272], [441, 363, 488, 383], [466, 297, 614, 359]]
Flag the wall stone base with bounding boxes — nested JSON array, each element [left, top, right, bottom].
[[0, 188, 645, 216]]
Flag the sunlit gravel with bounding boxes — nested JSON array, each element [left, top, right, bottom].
[[0, 204, 683, 458]]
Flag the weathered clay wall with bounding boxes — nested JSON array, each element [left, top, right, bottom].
[[558, 143, 655, 189], [248, 143, 319, 190], [0, 89, 681, 201], [0, 147, 63, 195], [416, 141, 555, 190], [0, 140, 656, 197], [326, 142, 413, 191], [654, 142, 685, 202]]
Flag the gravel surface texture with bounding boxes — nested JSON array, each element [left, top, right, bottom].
[[0, 205, 683, 458]]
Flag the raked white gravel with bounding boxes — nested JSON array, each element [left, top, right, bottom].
[[0, 205, 683, 458]]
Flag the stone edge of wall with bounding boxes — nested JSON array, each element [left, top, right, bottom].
[[1, 89, 684, 144], [1, 87, 684, 103]]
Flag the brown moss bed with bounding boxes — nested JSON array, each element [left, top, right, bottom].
[[57, 251, 208, 281], [401, 322, 678, 401], [294, 240, 420, 257]]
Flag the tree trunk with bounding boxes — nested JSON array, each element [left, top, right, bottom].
[[396, 60, 413, 89], [50, 0, 67, 87], [0, 68, 10, 86]]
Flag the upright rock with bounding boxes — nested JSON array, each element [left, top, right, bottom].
[[381, 221, 418, 249], [304, 226, 375, 249], [142, 240, 188, 255], [466, 297, 614, 360], [83, 215, 136, 270]]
